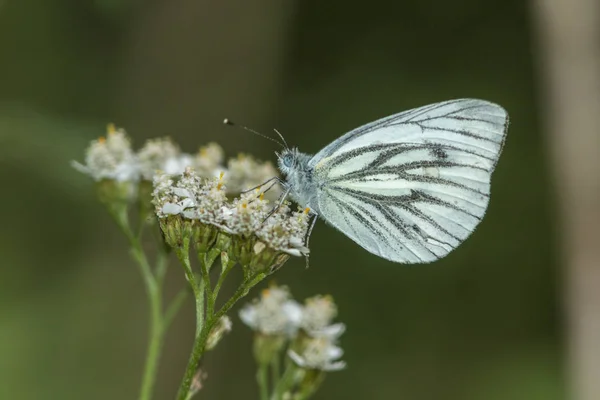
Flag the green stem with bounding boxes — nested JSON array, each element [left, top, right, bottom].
[[257, 363, 270, 400], [175, 252, 214, 400], [110, 208, 169, 400], [199, 253, 215, 318], [175, 242, 193, 286], [271, 356, 280, 393], [138, 282, 163, 400], [294, 372, 325, 400], [155, 247, 169, 285], [175, 248, 204, 336], [214, 272, 265, 321], [212, 258, 234, 301], [175, 272, 266, 400], [176, 316, 210, 400], [271, 363, 298, 400], [113, 207, 156, 294]]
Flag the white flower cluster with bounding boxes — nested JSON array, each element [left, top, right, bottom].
[[151, 168, 309, 257], [258, 207, 310, 257], [72, 125, 137, 181], [239, 286, 302, 336], [227, 154, 279, 196], [290, 295, 346, 372], [299, 295, 345, 338], [240, 286, 346, 372], [73, 125, 278, 197], [152, 168, 228, 223], [225, 191, 273, 237]]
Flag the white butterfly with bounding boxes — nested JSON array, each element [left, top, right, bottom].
[[268, 99, 508, 263]]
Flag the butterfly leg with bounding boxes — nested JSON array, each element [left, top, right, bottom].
[[258, 178, 284, 198], [304, 210, 318, 251], [262, 186, 291, 223], [240, 176, 285, 194], [303, 210, 319, 268]]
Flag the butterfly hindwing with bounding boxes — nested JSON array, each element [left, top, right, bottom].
[[311, 99, 508, 263]]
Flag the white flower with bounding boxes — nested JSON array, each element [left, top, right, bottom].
[[194, 142, 224, 178], [226, 154, 281, 199], [239, 285, 302, 336], [72, 124, 137, 181], [300, 295, 339, 334], [288, 338, 346, 371], [223, 191, 272, 236], [151, 167, 231, 223], [310, 323, 346, 339], [182, 172, 229, 226], [255, 205, 310, 256], [149, 154, 311, 260], [137, 137, 180, 180], [163, 153, 195, 176], [289, 293, 346, 371], [151, 169, 197, 218]]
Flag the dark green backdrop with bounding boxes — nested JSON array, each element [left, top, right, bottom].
[[0, 1, 562, 399]]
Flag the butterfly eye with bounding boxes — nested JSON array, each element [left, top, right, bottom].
[[282, 153, 294, 167]]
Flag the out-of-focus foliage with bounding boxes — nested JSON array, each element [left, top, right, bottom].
[[0, 1, 563, 399]]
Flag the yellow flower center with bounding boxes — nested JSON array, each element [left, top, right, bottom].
[[217, 171, 225, 190]]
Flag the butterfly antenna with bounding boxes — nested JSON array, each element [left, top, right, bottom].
[[273, 128, 289, 149], [223, 118, 284, 148]]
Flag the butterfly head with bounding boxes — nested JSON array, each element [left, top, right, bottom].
[[276, 148, 300, 175]]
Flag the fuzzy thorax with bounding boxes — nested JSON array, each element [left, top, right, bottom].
[[277, 148, 319, 212]]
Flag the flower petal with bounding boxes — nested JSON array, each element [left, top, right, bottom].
[[162, 202, 183, 215]]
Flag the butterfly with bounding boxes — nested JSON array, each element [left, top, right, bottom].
[[228, 98, 509, 263]]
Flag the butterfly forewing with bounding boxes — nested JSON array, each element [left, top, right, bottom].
[[311, 99, 508, 263]]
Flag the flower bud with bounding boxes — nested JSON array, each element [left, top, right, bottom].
[[253, 333, 286, 365], [95, 179, 135, 210], [159, 215, 194, 249], [205, 316, 232, 351], [193, 222, 219, 254]]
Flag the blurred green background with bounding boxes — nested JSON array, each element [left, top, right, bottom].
[[0, 1, 563, 399]]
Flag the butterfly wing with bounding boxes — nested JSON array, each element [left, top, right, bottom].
[[310, 99, 508, 263]]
